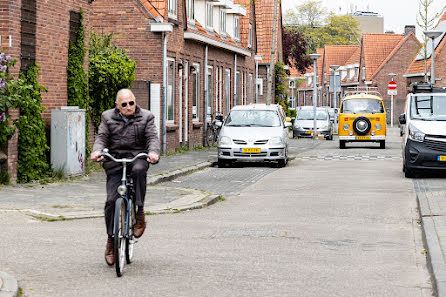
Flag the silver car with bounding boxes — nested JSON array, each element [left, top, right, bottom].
[[217, 104, 291, 167], [293, 106, 333, 140]]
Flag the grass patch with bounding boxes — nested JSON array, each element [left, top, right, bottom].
[[31, 215, 67, 222], [18, 288, 23, 297], [216, 195, 226, 202]]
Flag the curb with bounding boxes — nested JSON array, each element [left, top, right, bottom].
[[147, 161, 214, 185], [150, 194, 222, 214], [0, 271, 18, 297]]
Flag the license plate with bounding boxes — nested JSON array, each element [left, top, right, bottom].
[[438, 156, 446, 161], [305, 131, 313, 134], [356, 136, 370, 140], [241, 148, 261, 153]]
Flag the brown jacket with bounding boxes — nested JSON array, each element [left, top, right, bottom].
[[93, 105, 160, 172]]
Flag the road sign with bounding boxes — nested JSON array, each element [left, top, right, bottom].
[[388, 89, 397, 95], [329, 75, 341, 93], [388, 81, 397, 90]]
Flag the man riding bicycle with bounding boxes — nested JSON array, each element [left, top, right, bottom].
[[90, 89, 160, 266]]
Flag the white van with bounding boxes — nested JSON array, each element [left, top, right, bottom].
[[399, 83, 446, 177]]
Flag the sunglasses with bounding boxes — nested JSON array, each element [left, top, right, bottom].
[[121, 101, 135, 108]]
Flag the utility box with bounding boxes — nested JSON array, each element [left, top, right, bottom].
[[51, 106, 86, 177]]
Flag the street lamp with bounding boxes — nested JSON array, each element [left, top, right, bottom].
[[388, 73, 396, 127], [424, 30, 443, 86], [330, 65, 340, 134], [309, 53, 321, 139], [254, 55, 262, 103]]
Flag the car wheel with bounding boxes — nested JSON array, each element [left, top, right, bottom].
[[218, 158, 227, 168], [404, 164, 414, 178], [339, 140, 346, 149], [277, 159, 287, 168], [329, 134, 333, 141], [380, 141, 385, 149]]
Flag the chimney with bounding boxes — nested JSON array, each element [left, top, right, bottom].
[[405, 25, 416, 36]]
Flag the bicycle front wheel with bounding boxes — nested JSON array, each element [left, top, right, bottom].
[[126, 198, 136, 264], [114, 198, 127, 277], [207, 127, 216, 146]]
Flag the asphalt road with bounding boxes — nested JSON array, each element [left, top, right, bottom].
[[0, 129, 433, 296]]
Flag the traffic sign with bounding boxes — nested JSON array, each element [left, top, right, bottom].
[[388, 81, 397, 90], [388, 89, 397, 95]]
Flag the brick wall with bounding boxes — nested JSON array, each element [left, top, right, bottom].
[[0, 0, 22, 76], [6, 108, 19, 184]]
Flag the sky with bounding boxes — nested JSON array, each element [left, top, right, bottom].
[[281, 0, 445, 40]]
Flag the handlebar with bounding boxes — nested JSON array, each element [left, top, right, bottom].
[[101, 149, 149, 164]]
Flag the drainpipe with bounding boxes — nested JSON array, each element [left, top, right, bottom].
[[203, 45, 209, 146], [233, 54, 237, 107], [162, 33, 168, 154]]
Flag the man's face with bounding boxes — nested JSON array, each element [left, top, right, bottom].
[[116, 93, 136, 117]]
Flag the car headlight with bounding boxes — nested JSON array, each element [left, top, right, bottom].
[[319, 125, 328, 130], [269, 137, 283, 145], [219, 136, 232, 145], [375, 123, 381, 130], [343, 123, 350, 131], [408, 124, 425, 142]]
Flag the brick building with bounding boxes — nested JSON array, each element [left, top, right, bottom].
[[294, 30, 421, 125], [405, 13, 446, 89], [90, 0, 258, 152], [0, 0, 91, 183]]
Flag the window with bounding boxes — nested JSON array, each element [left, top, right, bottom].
[[206, 3, 213, 28], [249, 74, 253, 104], [187, 0, 194, 21], [225, 69, 231, 114], [192, 63, 200, 121], [207, 66, 213, 121], [167, 58, 175, 122], [235, 71, 241, 105], [219, 10, 226, 33], [257, 78, 263, 96], [168, 0, 177, 18], [248, 24, 252, 48], [234, 16, 240, 40]]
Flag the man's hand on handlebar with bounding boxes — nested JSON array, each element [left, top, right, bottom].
[[147, 153, 159, 164], [90, 150, 104, 162]]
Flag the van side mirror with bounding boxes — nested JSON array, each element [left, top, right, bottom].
[[398, 114, 406, 125]]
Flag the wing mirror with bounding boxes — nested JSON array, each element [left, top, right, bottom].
[[398, 114, 406, 125]]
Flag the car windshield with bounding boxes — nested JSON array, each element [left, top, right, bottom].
[[410, 95, 446, 121], [225, 110, 281, 127], [341, 99, 384, 114], [297, 110, 328, 120]]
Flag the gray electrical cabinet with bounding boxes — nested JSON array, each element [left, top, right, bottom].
[[51, 106, 86, 177]]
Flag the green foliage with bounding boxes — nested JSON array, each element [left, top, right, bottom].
[[14, 64, 49, 183], [274, 62, 289, 114], [67, 9, 91, 153], [0, 168, 9, 184], [89, 32, 136, 130]]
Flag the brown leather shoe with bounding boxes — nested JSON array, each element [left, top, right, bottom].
[[105, 237, 115, 266], [134, 213, 146, 238]]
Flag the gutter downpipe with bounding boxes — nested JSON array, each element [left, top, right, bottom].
[[203, 45, 209, 146], [233, 54, 237, 107], [162, 33, 168, 154]]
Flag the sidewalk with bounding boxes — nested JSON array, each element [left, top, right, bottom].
[[0, 148, 219, 220]]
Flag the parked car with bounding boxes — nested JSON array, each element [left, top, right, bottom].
[[321, 106, 336, 123], [399, 83, 446, 177], [338, 89, 386, 149], [217, 104, 291, 167], [293, 106, 333, 140]]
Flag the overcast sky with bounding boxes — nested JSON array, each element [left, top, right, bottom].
[[281, 0, 445, 40]]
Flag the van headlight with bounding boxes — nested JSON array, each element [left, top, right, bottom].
[[117, 185, 127, 196], [375, 123, 381, 130], [343, 123, 350, 131], [269, 137, 283, 145], [219, 136, 232, 145], [408, 124, 425, 142]]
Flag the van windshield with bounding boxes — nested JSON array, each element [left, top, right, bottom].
[[410, 95, 446, 121], [341, 99, 384, 114], [225, 110, 281, 127], [297, 110, 328, 120]]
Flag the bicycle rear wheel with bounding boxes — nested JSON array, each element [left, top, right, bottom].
[[125, 198, 136, 264], [207, 126, 216, 147], [113, 198, 127, 277]]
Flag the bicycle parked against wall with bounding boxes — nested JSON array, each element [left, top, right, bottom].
[[101, 148, 149, 277], [206, 112, 224, 146]]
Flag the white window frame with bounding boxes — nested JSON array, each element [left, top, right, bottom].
[[187, 0, 194, 22], [249, 73, 253, 104], [219, 10, 226, 34], [206, 2, 214, 29], [207, 66, 213, 121], [168, 0, 178, 19], [167, 58, 175, 123], [234, 15, 240, 40], [257, 78, 263, 96], [192, 63, 200, 122], [248, 23, 252, 48], [225, 69, 231, 114]]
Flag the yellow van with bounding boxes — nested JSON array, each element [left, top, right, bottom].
[[338, 91, 386, 149]]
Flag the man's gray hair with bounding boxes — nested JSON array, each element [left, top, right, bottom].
[[116, 88, 135, 103]]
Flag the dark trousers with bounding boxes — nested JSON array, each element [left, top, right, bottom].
[[104, 159, 149, 236]]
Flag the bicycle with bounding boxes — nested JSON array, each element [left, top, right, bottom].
[[101, 148, 149, 277], [206, 113, 224, 146]]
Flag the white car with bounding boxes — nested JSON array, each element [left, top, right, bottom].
[[399, 83, 446, 177], [217, 104, 291, 167]]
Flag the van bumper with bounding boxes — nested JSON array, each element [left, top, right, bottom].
[[405, 139, 446, 171], [339, 135, 386, 141]]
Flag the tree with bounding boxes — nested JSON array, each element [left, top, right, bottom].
[[284, 0, 326, 27], [417, 0, 446, 82], [266, 0, 279, 105], [282, 27, 312, 74]]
